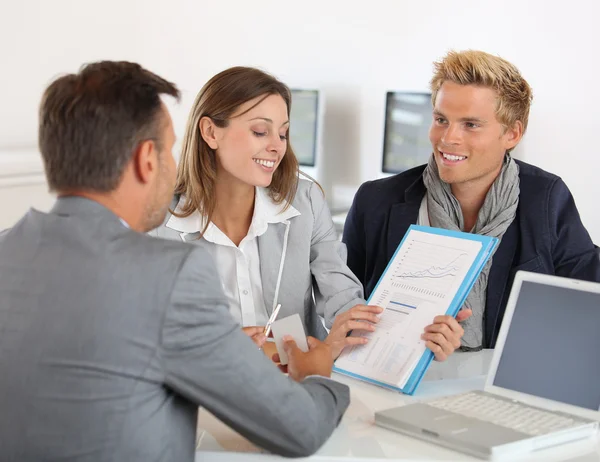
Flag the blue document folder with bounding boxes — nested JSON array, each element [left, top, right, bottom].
[[333, 225, 498, 395]]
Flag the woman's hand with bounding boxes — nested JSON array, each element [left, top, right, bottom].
[[325, 304, 383, 359], [242, 326, 267, 349]]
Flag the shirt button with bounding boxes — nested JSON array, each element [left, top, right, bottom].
[[242, 290, 249, 295]]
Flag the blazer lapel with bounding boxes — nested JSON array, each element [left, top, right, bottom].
[[181, 231, 201, 243], [387, 202, 421, 261], [386, 175, 426, 260], [257, 223, 287, 317]]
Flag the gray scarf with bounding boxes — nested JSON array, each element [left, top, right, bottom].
[[422, 154, 520, 350]]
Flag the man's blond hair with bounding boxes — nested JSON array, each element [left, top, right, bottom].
[[430, 50, 533, 132]]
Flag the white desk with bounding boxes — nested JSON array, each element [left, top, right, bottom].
[[195, 350, 600, 461]]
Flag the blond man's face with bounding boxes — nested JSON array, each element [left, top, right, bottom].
[[429, 81, 521, 188]]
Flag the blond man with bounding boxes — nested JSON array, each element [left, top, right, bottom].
[[344, 50, 600, 352]]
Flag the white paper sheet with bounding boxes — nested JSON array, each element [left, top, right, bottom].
[[335, 229, 483, 388], [271, 313, 309, 365]]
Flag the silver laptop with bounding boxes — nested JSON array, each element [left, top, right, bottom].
[[375, 271, 600, 460]]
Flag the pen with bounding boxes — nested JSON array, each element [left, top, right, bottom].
[[263, 303, 282, 338]]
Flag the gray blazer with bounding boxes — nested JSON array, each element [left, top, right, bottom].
[[151, 179, 366, 339], [0, 197, 350, 462]]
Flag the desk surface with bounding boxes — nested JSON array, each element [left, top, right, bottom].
[[195, 350, 600, 461]]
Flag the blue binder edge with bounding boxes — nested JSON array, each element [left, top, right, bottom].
[[333, 224, 498, 395]]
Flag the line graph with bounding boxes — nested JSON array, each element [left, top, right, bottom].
[[391, 239, 471, 297], [396, 252, 466, 279]]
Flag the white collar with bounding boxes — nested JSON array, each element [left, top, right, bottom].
[[165, 187, 300, 236]]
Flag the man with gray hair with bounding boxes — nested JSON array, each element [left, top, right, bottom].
[[0, 61, 349, 461], [344, 50, 600, 352]]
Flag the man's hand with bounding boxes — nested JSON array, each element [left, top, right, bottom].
[[325, 304, 383, 359], [421, 308, 472, 362], [273, 336, 333, 381], [241, 326, 266, 349]]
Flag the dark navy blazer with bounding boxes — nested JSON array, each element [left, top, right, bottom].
[[342, 160, 600, 348]]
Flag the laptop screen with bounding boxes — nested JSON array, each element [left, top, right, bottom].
[[493, 280, 600, 411]]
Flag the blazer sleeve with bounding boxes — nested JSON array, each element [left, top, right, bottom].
[[549, 178, 600, 282], [307, 183, 366, 328], [342, 182, 368, 287], [159, 245, 350, 457]]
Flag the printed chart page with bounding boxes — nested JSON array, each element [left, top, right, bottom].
[[335, 228, 482, 389]]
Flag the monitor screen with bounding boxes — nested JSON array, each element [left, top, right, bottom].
[[382, 92, 433, 174], [493, 280, 600, 411], [289, 89, 319, 167]]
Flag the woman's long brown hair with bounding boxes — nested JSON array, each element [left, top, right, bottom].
[[173, 66, 304, 236]]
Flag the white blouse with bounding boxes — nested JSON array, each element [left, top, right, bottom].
[[166, 187, 300, 327]]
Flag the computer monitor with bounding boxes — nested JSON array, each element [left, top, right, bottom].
[[289, 89, 320, 176], [381, 91, 433, 175]]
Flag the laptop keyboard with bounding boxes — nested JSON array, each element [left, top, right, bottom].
[[428, 391, 585, 436]]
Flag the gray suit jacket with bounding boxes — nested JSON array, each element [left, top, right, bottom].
[[0, 197, 350, 462], [151, 179, 365, 339]]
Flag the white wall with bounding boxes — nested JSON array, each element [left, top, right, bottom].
[[1, 0, 599, 241], [0, 150, 54, 229]]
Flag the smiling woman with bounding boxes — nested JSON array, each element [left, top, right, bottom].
[[199, 93, 291, 194], [150, 66, 381, 361]]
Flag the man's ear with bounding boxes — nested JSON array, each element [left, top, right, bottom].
[[504, 120, 523, 152], [132, 139, 158, 185], [199, 116, 219, 150]]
